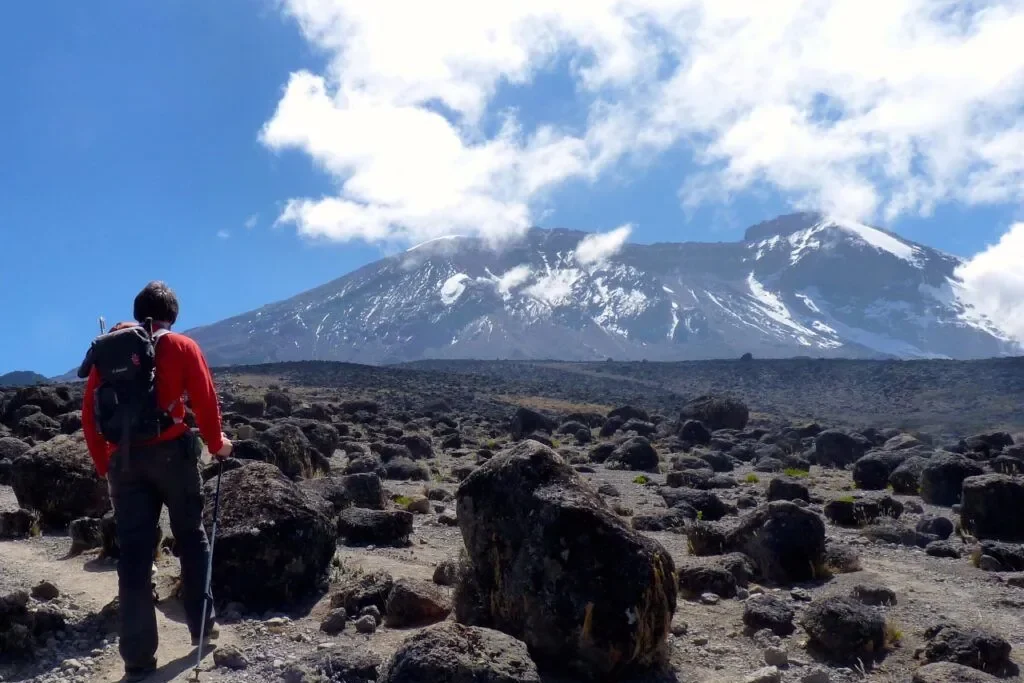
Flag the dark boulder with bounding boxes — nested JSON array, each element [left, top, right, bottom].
[[317, 647, 382, 682], [852, 452, 909, 490], [0, 508, 40, 540], [696, 449, 733, 473], [912, 662, 999, 683], [961, 474, 1024, 541], [684, 520, 729, 556], [815, 430, 870, 469], [659, 487, 734, 521], [632, 507, 694, 532], [883, 433, 923, 451], [379, 622, 540, 683], [607, 406, 649, 423], [202, 462, 336, 612], [15, 412, 60, 441], [677, 420, 711, 445], [68, 517, 103, 555], [824, 498, 880, 527], [10, 435, 109, 528], [256, 424, 326, 479], [606, 437, 659, 472], [766, 476, 809, 502], [920, 453, 985, 506], [4, 385, 73, 419], [599, 416, 625, 438], [330, 571, 394, 614], [399, 434, 434, 460], [384, 578, 452, 628], [889, 456, 929, 494], [800, 596, 886, 660], [510, 407, 555, 441], [345, 454, 386, 479], [58, 411, 82, 435], [620, 419, 656, 437], [455, 440, 676, 680], [850, 584, 897, 606], [385, 457, 431, 481], [917, 516, 954, 540], [926, 541, 962, 558], [742, 594, 795, 636], [338, 508, 413, 546], [679, 396, 748, 431], [233, 398, 264, 418], [300, 421, 341, 459], [342, 473, 386, 510], [0, 436, 30, 461], [977, 541, 1024, 571], [677, 563, 736, 599], [724, 501, 826, 584], [922, 623, 1014, 677]]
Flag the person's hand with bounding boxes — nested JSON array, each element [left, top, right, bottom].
[[214, 436, 233, 460]]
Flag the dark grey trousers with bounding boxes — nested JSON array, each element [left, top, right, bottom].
[[107, 431, 213, 670]]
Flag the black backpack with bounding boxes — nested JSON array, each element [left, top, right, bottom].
[[78, 319, 175, 456]]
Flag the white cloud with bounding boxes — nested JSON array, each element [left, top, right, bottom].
[[575, 224, 633, 266], [523, 269, 581, 307], [245, 214, 259, 230], [955, 222, 1024, 343], [265, 0, 1024, 245], [217, 230, 230, 240], [496, 265, 533, 295]]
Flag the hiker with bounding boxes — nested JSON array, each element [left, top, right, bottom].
[[79, 281, 233, 681]]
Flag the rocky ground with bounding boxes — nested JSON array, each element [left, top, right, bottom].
[[1, 360, 1024, 683]]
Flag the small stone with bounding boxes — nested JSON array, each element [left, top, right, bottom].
[[359, 605, 382, 625], [978, 555, 1004, 572], [692, 635, 710, 646], [32, 581, 60, 601], [406, 495, 431, 514], [355, 615, 377, 634], [319, 608, 347, 635], [437, 509, 459, 526], [801, 668, 830, 683], [213, 645, 250, 670], [790, 587, 812, 601], [671, 621, 689, 637], [744, 666, 781, 683], [764, 646, 788, 667], [737, 588, 750, 600], [61, 659, 84, 671], [700, 593, 721, 605]]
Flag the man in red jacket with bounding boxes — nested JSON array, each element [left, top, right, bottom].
[[82, 281, 232, 681]]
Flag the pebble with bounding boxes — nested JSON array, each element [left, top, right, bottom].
[[355, 615, 377, 634], [800, 667, 831, 683], [700, 593, 720, 605], [360, 605, 382, 625], [743, 666, 781, 683], [671, 621, 689, 637], [764, 646, 788, 667], [692, 635, 710, 646], [790, 588, 812, 601], [213, 645, 250, 670], [736, 587, 750, 600]]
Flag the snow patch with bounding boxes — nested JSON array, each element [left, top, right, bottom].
[[406, 235, 464, 252], [440, 273, 470, 306], [524, 269, 580, 307], [662, 285, 675, 294], [831, 218, 919, 263]]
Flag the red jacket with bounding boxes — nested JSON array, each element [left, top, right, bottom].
[[82, 325, 225, 476]]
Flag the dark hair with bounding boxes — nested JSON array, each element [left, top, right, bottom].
[[133, 281, 179, 325]]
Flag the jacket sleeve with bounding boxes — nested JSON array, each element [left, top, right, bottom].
[[183, 339, 225, 454], [82, 367, 111, 476]]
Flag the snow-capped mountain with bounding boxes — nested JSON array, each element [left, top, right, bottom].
[[187, 213, 1020, 365]]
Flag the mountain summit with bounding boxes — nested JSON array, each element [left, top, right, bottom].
[[188, 213, 1019, 365]]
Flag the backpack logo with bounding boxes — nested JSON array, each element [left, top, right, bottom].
[[131, 353, 141, 367]]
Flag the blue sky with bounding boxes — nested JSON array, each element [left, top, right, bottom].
[[2, 0, 1023, 376]]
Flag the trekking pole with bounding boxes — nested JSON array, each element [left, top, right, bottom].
[[191, 458, 224, 680]]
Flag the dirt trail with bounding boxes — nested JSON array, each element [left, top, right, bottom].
[[1, 539, 236, 682]]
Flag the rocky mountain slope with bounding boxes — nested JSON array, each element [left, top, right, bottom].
[[0, 371, 48, 388], [187, 212, 1020, 366]]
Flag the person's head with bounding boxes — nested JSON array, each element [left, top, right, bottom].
[[133, 281, 179, 326]]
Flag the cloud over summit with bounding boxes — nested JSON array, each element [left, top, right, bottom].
[[262, 0, 1024, 248]]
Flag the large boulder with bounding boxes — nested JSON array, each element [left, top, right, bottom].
[[456, 440, 676, 680], [384, 578, 452, 628], [380, 622, 541, 683], [299, 421, 341, 459], [912, 662, 999, 683], [920, 453, 985, 506], [606, 436, 659, 472], [852, 452, 909, 490], [256, 423, 327, 479], [766, 476, 810, 502], [724, 501, 826, 584], [338, 508, 413, 546], [330, 570, 395, 614], [399, 434, 435, 460], [679, 396, 748, 431], [202, 462, 336, 612], [659, 487, 733, 521], [10, 435, 109, 528], [960, 474, 1024, 541], [742, 594, 795, 636], [800, 596, 886, 660], [889, 456, 929, 494], [677, 420, 712, 445], [815, 430, 870, 469], [922, 623, 1014, 677], [14, 413, 61, 441], [4, 386, 74, 419], [509, 408, 555, 441]]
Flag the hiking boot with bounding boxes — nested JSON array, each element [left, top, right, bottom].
[[122, 661, 157, 682], [191, 623, 219, 646]]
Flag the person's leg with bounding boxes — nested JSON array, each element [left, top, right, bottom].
[[155, 432, 214, 641], [107, 454, 162, 675]]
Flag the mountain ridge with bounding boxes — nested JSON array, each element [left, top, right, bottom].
[[183, 211, 1020, 366]]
